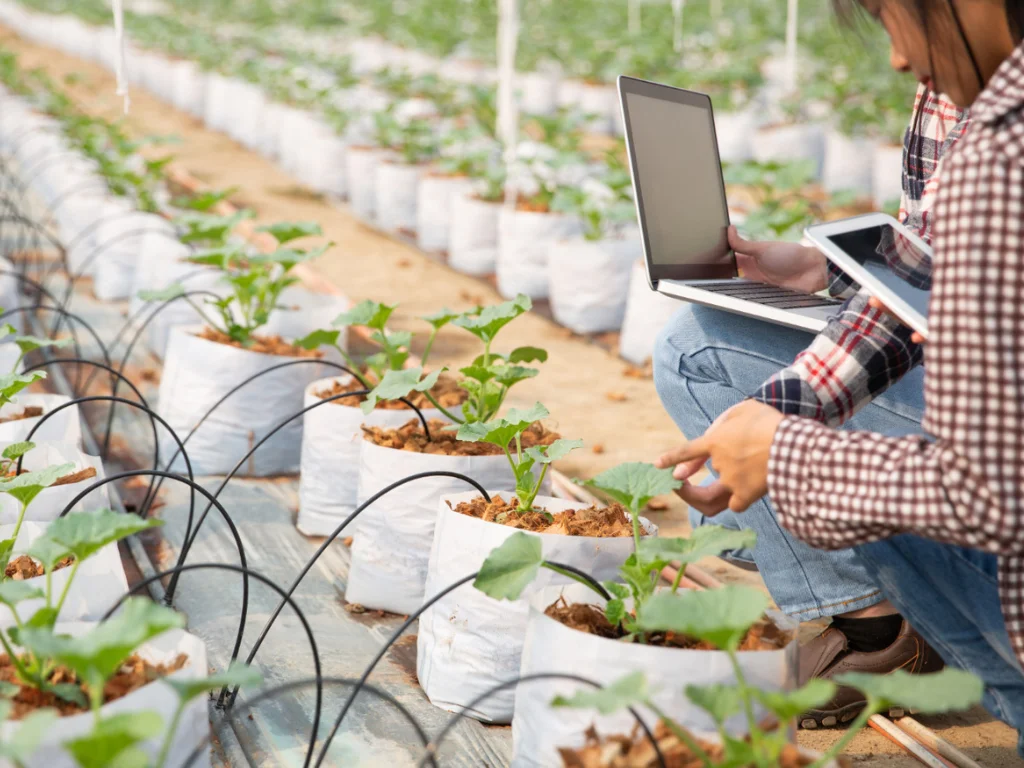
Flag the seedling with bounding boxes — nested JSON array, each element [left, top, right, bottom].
[[0, 321, 74, 375], [456, 403, 582, 516], [0, 460, 76, 576], [474, 462, 755, 640], [170, 186, 237, 212], [551, 168, 635, 241]]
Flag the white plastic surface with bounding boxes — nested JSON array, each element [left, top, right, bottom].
[[448, 194, 501, 275], [497, 208, 582, 299], [750, 122, 826, 179], [548, 236, 640, 333], [375, 160, 423, 233], [619, 260, 682, 365], [416, 174, 475, 253], [823, 130, 878, 196], [417, 490, 655, 723], [0, 394, 81, 446], [872, 143, 904, 209], [346, 147, 387, 221], [0, 441, 107, 523], [512, 584, 799, 767]]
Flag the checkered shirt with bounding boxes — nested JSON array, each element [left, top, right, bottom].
[[754, 86, 969, 425], [768, 44, 1024, 665]]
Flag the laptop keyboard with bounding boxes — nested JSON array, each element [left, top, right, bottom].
[[696, 281, 842, 310]]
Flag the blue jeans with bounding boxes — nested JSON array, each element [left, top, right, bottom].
[[857, 536, 1024, 754], [653, 304, 926, 621]]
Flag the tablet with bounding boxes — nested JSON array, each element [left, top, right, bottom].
[[805, 213, 931, 339]]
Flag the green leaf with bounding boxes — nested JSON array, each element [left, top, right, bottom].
[[523, 438, 584, 465], [835, 668, 984, 714], [472, 532, 543, 600], [250, 243, 332, 271], [636, 586, 771, 651], [63, 711, 164, 768], [0, 581, 44, 608], [45, 509, 164, 562], [255, 220, 323, 245], [294, 328, 341, 351], [455, 403, 549, 448], [685, 683, 745, 725], [551, 671, 649, 715], [459, 364, 496, 384], [584, 463, 682, 515], [0, 707, 57, 763], [452, 294, 532, 344], [359, 367, 443, 415], [603, 582, 630, 600], [490, 365, 539, 388], [171, 186, 236, 212], [47, 681, 87, 707], [185, 245, 245, 269], [750, 679, 838, 721], [13, 336, 74, 356], [26, 534, 71, 571], [25, 606, 59, 631], [136, 282, 186, 303], [0, 371, 46, 405], [0, 462, 75, 507], [508, 346, 548, 364], [422, 308, 459, 331], [333, 300, 395, 332], [166, 660, 262, 703], [2, 441, 34, 461], [17, 598, 185, 687], [605, 598, 627, 626], [637, 527, 758, 568]]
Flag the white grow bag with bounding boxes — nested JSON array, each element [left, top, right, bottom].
[[448, 194, 501, 275], [548, 236, 640, 334], [714, 109, 756, 163], [143, 268, 227, 360], [1, 625, 211, 768], [347, 442, 549, 615], [578, 82, 617, 135], [822, 130, 878, 196], [92, 211, 174, 301], [872, 143, 904, 209], [0, 522, 127, 626], [296, 376, 444, 537], [417, 491, 655, 723], [416, 174, 475, 253], [750, 122, 826, 180], [375, 160, 424, 233], [0, 441, 107, 524], [157, 326, 332, 476], [512, 583, 799, 767], [619, 260, 683, 365], [517, 71, 561, 117], [346, 147, 388, 222], [0, 393, 81, 446], [497, 208, 582, 299]]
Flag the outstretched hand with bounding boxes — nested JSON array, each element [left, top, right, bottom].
[[729, 226, 828, 294]]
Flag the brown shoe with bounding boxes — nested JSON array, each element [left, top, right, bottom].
[[798, 619, 944, 728]]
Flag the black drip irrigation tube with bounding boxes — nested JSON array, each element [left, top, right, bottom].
[[100, 563, 318, 768], [313, 564, 612, 766]]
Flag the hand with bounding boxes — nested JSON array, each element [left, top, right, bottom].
[[867, 296, 927, 344], [656, 401, 785, 512], [729, 226, 828, 293]]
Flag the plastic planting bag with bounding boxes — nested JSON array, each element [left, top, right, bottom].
[[619, 260, 683, 366], [448, 194, 501, 275], [375, 161, 423, 233], [0, 394, 81, 446], [417, 490, 655, 723], [296, 375, 445, 537], [346, 443, 548, 614], [512, 584, 799, 767], [497, 208, 582, 299], [346, 148, 388, 221], [416, 175, 474, 253], [548, 237, 640, 334], [0, 441, 107, 523]]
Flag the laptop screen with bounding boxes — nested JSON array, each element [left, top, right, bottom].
[[623, 81, 735, 281]]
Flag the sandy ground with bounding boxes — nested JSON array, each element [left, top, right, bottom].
[[2, 26, 1020, 766]]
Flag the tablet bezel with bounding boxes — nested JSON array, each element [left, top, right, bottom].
[[805, 212, 931, 339], [618, 75, 736, 288]]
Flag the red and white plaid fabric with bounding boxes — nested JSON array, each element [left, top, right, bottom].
[[755, 86, 969, 426], [769, 44, 1024, 664]]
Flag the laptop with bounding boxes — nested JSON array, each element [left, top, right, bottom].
[[618, 75, 841, 333]]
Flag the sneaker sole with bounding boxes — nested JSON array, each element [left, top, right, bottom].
[[800, 704, 909, 729]]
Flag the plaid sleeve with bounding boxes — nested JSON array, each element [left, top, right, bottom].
[[753, 292, 922, 425]]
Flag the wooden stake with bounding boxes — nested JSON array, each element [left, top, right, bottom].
[[896, 717, 985, 768], [659, 563, 704, 592], [869, 715, 955, 768]]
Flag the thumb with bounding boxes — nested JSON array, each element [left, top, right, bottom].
[[728, 225, 768, 257]]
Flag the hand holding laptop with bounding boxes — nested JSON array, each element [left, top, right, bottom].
[[729, 227, 828, 295]]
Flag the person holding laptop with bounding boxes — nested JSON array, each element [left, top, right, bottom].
[[657, 0, 1024, 747], [650, 73, 967, 727]]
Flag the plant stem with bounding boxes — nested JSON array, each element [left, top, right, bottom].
[[0, 629, 32, 684], [647, 700, 714, 768], [541, 562, 605, 599], [154, 702, 185, 768], [52, 558, 80, 618], [183, 297, 223, 334], [421, 391, 463, 424], [727, 648, 761, 755], [809, 702, 878, 768], [670, 565, 687, 594], [629, 504, 642, 554], [421, 328, 439, 367], [333, 348, 370, 388]]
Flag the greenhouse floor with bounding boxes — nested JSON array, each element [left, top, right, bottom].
[[2, 22, 1019, 767]]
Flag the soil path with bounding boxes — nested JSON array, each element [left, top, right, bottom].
[[2, 26, 1020, 766]]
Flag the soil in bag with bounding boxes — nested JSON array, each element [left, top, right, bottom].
[[453, 494, 636, 537], [362, 418, 556, 456], [5, 554, 74, 579], [317, 373, 465, 411], [0, 652, 188, 719], [0, 406, 43, 424], [544, 596, 791, 651], [560, 723, 816, 768], [196, 328, 322, 358]]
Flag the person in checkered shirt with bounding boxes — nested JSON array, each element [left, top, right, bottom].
[[654, 80, 965, 726], [658, 0, 1024, 750]]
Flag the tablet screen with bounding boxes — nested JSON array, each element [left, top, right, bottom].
[[825, 224, 931, 318]]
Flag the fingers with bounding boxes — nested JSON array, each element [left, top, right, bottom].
[[655, 445, 692, 470], [727, 225, 766, 257], [656, 440, 709, 473], [676, 481, 731, 516], [911, 332, 926, 345], [867, 295, 893, 315]]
